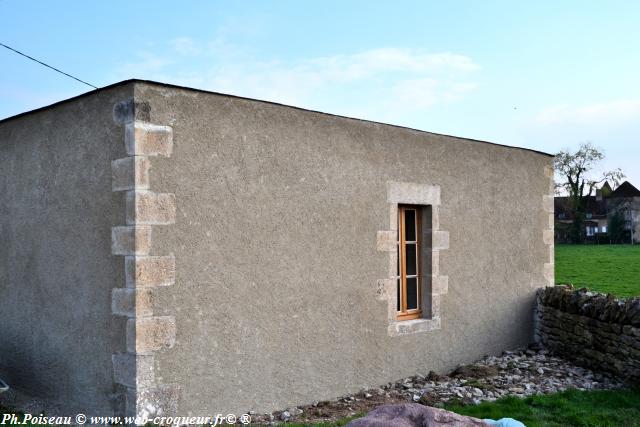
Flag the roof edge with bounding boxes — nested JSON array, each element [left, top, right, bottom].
[[0, 78, 553, 157], [0, 79, 137, 126]]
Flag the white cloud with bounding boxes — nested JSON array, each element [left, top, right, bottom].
[[168, 37, 202, 56], [390, 78, 476, 109], [115, 41, 480, 121], [522, 99, 640, 189], [118, 52, 174, 77], [302, 49, 479, 81], [535, 100, 640, 126]]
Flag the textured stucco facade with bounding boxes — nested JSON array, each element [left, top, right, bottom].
[[0, 80, 553, 416], [0, 85, 130, 414]]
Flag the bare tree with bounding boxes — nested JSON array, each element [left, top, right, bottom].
[[554, 143, 624, 243]]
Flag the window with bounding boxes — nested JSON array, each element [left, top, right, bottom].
[[586, 213, 593, 219], [383, 182, 445, 336], [396, 205, 422, 320], [602, 225, 607, 233]]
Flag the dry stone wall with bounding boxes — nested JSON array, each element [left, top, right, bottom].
[[535, 285, 640, 382]]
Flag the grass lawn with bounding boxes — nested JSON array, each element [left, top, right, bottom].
[[555, 244, 640, 297], [446, 388, 640, 427], [269, 389, 640, 427]]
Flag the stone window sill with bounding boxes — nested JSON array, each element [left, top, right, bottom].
[[388, 317, 441, 337]]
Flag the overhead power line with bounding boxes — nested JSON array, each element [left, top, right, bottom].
[[0, 42, 98, 89]]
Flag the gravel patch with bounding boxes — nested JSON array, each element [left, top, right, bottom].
[[250, 346, 625, 425]]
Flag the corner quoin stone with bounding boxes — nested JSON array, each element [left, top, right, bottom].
[[112, 353, 155, 388], [126, 385, 179, 419], [126, 316, 176, 354], [542, 195, 554, 213], [543, 263, 554, 284], [125, 256, 176, 288], [125, 121, 173, 157], [126, 191, 176, 225], [112, 287, 154, 317], [112, 226, 152, 256], [113, 98, 151, 124], [112, 156, 151, 192]]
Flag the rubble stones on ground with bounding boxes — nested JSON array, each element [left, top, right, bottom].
[[250, 346, 624, 425]]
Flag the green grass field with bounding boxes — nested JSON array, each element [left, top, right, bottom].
[[555, 244, 640, 297], [446, 389, 640, 427]]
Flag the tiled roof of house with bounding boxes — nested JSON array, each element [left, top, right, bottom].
[[554, 181, 640, 220], [609, 181, 640, 198]]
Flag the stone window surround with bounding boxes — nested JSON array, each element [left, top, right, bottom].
[[377, 182, 449, 337]]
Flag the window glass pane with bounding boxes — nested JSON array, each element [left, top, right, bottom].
[[406, 277, 418, 310], [397, 279, 401, 311], [396, 244, 400, 277], [405, 244, 416, 276], [404, 209, 416, 241]]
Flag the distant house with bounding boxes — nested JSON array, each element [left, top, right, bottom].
[[555, 181, 640, 243]]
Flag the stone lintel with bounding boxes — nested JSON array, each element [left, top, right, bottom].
[[387, 182, 441, 206]]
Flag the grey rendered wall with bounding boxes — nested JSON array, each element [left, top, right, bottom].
[[135, 82, 553, 415], [0, 85, 130, 414]]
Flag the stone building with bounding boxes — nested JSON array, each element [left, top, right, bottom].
[[0, 80, 554, 417], [555, 181, 640, 243]]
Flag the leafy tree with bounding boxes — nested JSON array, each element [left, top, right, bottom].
[[608, 210, 626, 243], [554, 143, 624, 243]]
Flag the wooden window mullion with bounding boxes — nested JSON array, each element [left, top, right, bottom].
[[397, 205, 423, 321], [416, 211, 421, 314], [400, 207, 407, 313]]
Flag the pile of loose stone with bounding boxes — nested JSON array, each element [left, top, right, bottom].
[[250, 346, 624, 425]]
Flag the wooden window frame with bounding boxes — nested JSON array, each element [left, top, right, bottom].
[[396, 205, 422, 321]]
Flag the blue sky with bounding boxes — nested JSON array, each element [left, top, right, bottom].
[[1, 1, 638, 187]]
